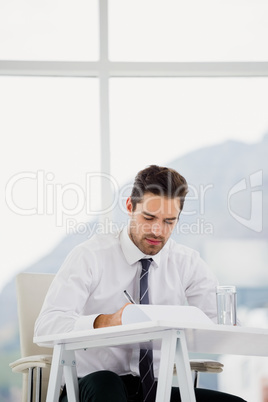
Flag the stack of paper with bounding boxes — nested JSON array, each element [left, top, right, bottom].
[[189, 359, 224, 373]]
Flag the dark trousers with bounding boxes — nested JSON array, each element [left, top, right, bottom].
[[59, 370, 247, 402]]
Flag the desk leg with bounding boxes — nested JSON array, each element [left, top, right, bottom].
[[46, 345, 64, 402], [62, 350, 79, 402], [174, 331, 196, 402], [156, 330, 178, 402]]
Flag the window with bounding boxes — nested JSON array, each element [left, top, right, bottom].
[[110, 77, 268, 186], [0, 76, 99, 287], [0, 0, 98, 60], [109, 0, 268, 62]]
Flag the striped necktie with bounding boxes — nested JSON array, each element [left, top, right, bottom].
[[139, 258, 156, 402]]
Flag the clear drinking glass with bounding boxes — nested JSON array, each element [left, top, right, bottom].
[[216, 285, 237, 325]]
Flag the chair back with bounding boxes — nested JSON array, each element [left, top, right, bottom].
[[16, 272, 55, 402], [16, 272, 55, 358]]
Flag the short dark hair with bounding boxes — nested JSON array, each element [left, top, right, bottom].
[[130, 165, 188, 211]]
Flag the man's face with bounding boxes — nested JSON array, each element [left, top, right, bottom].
[[126, 192, 181, 255]]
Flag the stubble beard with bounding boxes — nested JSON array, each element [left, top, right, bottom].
[[128, 227, 166, 256]]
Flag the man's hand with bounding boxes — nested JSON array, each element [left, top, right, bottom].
[[93, 303, 130, 329]]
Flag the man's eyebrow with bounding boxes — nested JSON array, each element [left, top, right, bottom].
[[142, 211, 156, 218], [142, 211, 178, 220]]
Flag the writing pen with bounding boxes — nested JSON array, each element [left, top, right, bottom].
[[123, 290, 136, 304]]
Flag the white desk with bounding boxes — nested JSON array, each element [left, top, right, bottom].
[[34, 321, 268, 402]]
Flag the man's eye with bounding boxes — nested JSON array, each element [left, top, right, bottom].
[[143, 217, 153, 221], [165, 220, 174, 225]]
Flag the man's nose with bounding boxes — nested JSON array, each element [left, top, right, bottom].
[[151, 223, 162, 236]]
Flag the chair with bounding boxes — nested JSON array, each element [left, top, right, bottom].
[[10, 272, 223, 401], [10, 273, 55, 402]]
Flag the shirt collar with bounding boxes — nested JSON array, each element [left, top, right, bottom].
[[120, 225, 161, 267]]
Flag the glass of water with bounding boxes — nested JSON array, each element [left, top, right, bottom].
[[216, 285, 237, 325]]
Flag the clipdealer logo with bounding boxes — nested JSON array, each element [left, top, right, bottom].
[[5, 171, 215, 235], [5, 170, 121, 227]]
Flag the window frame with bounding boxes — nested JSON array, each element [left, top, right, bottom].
[[1, 0, 268, 216]]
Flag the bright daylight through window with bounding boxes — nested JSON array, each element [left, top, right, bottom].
[[0, 1, 268, 401]]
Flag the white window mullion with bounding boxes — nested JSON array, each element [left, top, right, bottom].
[[99, 0, 113, 220], [0, 61, 99, 77], [1, 60, 268, 78], [109, 61, 268, 78]]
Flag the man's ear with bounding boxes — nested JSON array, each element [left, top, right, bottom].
[[126, 197, 133, 215]]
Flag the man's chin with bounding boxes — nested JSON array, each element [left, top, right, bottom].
[[141, 242, 164, 255]]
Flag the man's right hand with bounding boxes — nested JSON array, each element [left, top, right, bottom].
[[93, 303, 130, 329]]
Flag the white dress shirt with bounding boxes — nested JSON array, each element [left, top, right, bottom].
[[34, 225, 218, 380]]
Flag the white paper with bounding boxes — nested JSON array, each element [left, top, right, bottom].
[[122, 304, 214, 326]]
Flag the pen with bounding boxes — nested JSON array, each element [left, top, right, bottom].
[[123, 290, 136, 304]]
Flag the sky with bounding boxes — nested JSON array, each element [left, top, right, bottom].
[[1, 0, 268, 293]]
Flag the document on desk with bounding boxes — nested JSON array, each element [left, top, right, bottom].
[[122, 304, 214, 326]]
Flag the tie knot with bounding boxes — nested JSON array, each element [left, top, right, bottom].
[[140, 258, 153, 272]]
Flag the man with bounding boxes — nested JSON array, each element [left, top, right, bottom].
[[35, 165, 246, 402]]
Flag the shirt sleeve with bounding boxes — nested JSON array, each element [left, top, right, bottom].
[[34, 244, 100, 337]]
